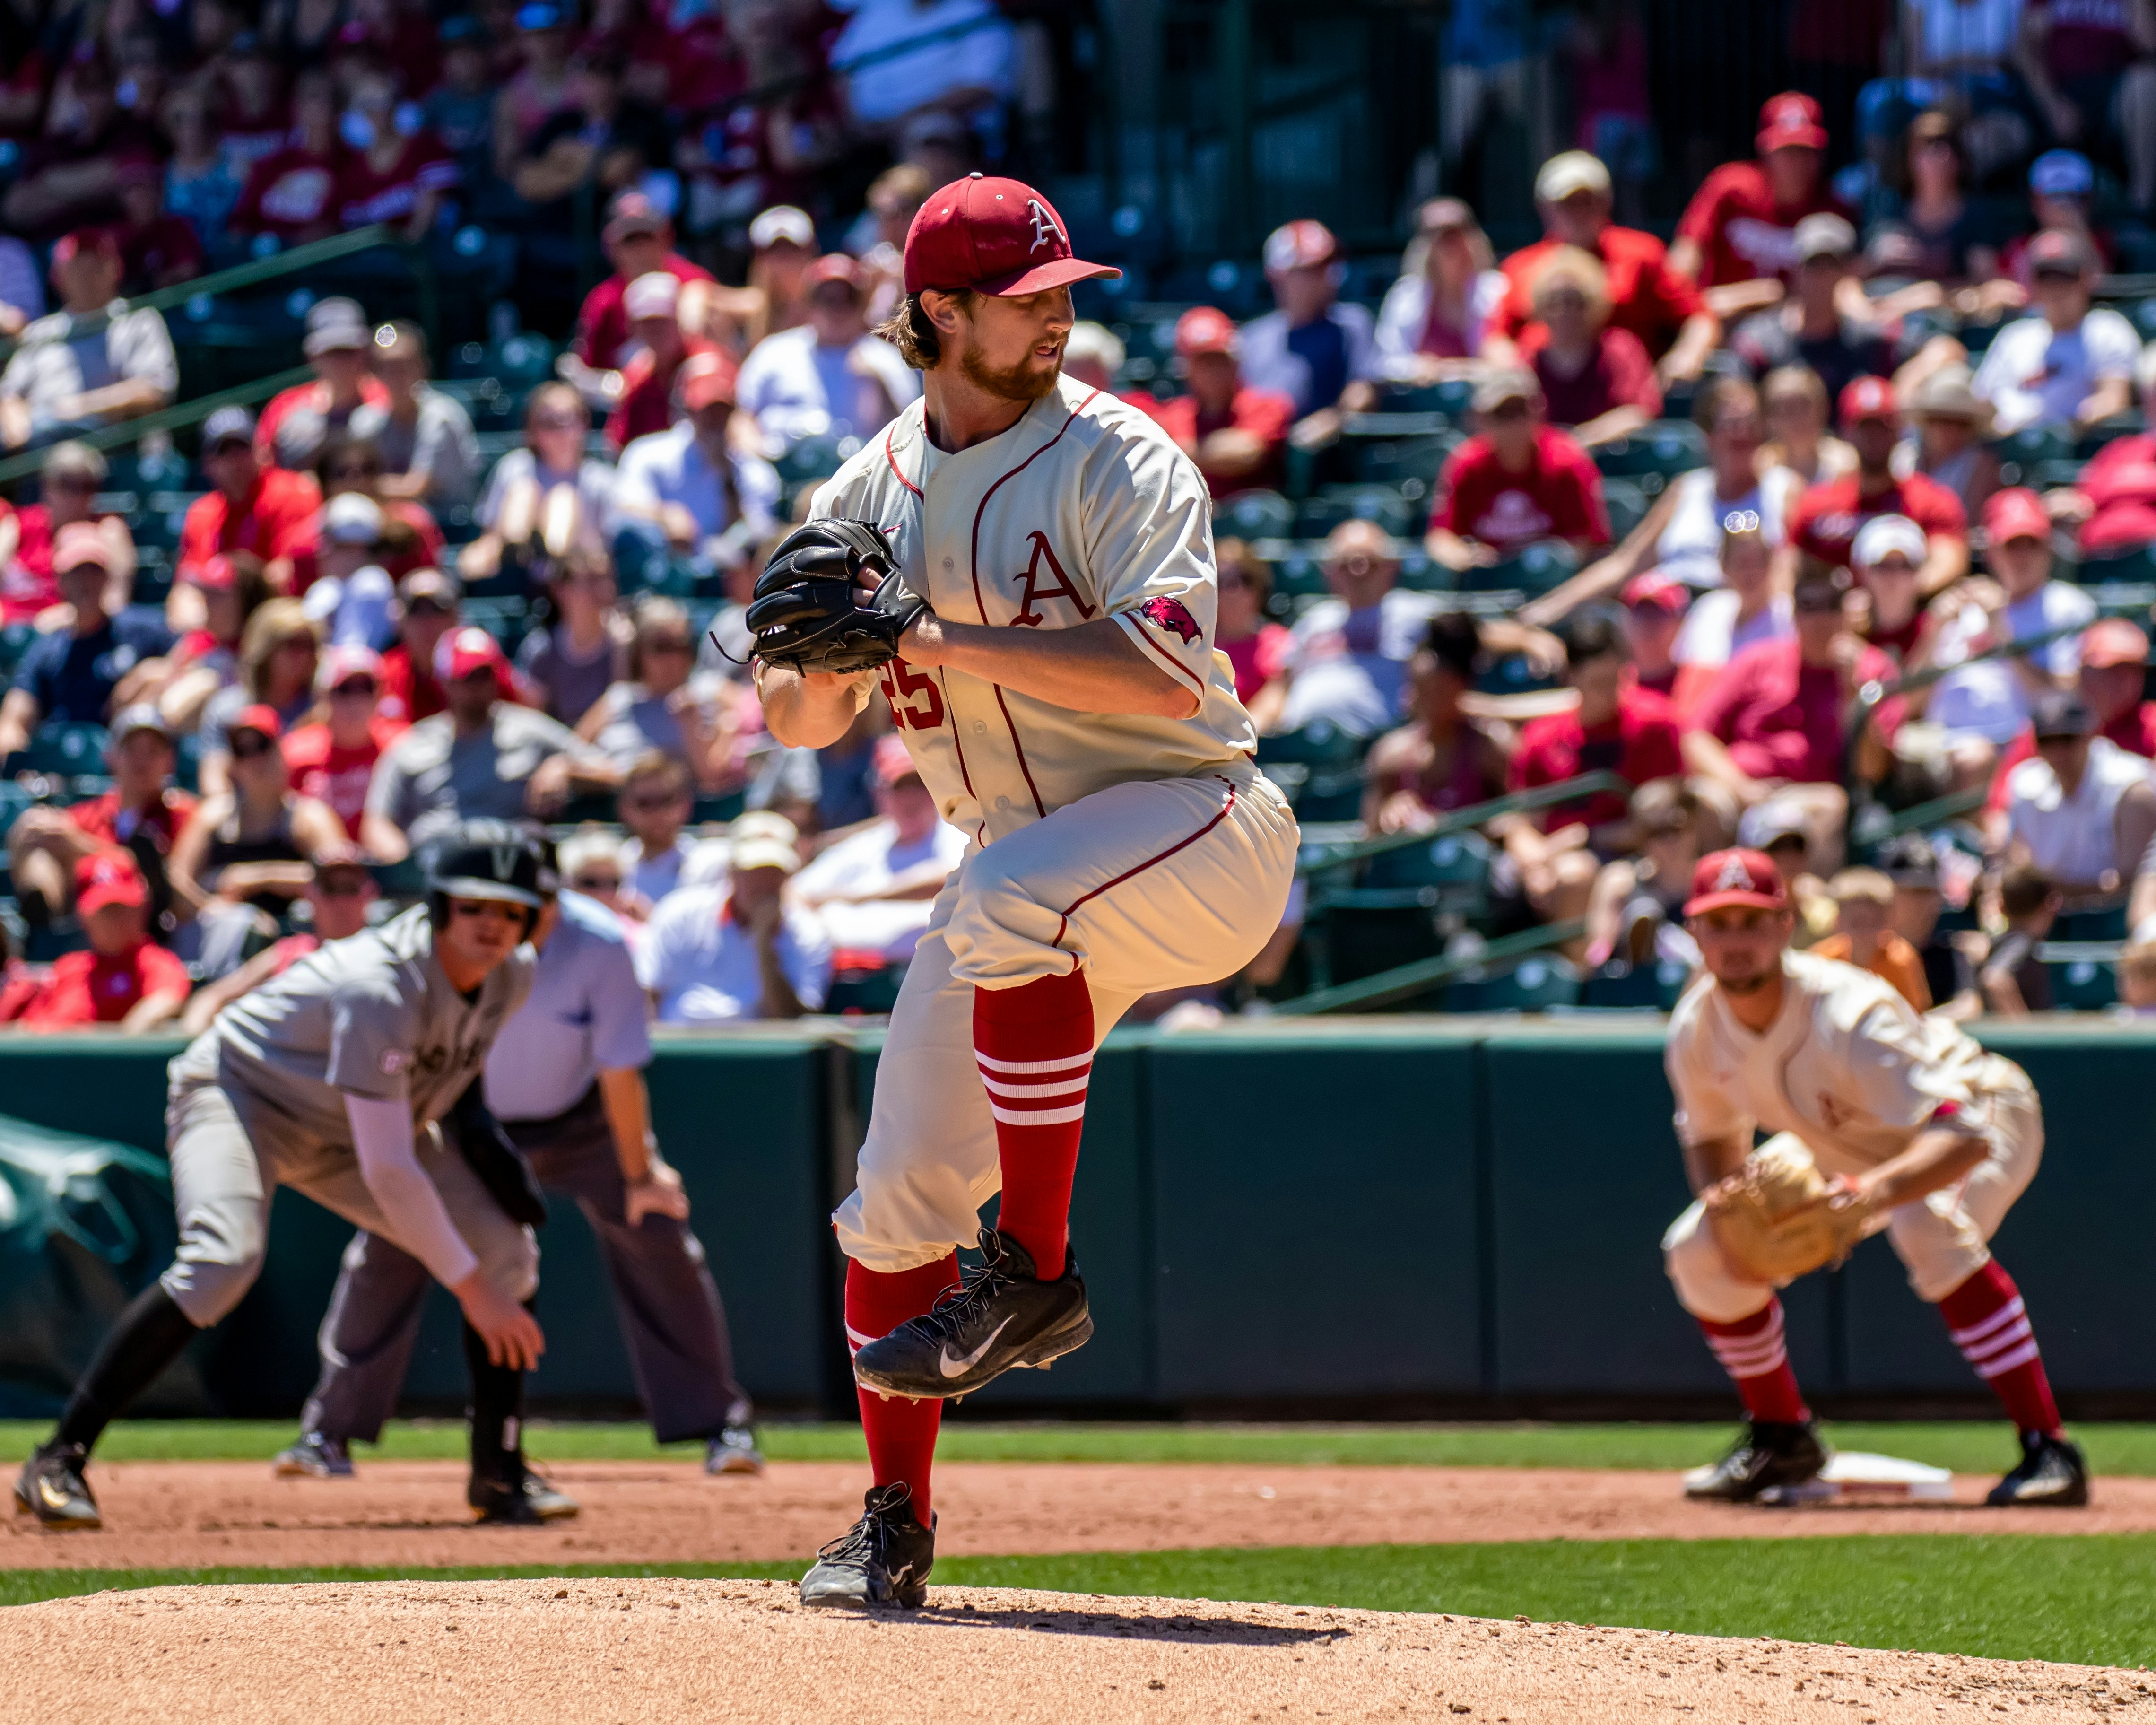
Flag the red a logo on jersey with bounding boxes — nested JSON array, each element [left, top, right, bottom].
[[1010, 531, 1096, 627]]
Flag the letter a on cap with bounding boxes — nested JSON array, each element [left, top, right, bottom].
[[1715, 853, 1755, 892], [1026, 198, 1062, 253]]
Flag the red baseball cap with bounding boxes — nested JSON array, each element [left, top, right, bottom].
[[678, 348, 738, 412], [1757, 91, 1827, 152], [436, 625, 509, 683], [50, 226, 119, 270], [1263, 218, 1338, 274], [1621, 571, 1689, 614], [1838, 375, 1896, 428], [2082, 616, 2149, 668], [873, 733, 921, 787], [231, 702, 284, 741], [805, 253, 865, 294], [1983, 485, 2051, 545], [52, 521, 112, 575], [1685, 848, 1790, 917], [75, 851, 147, 915], [1174, 305, 1239, 358], [903, 174, 1119, 298]]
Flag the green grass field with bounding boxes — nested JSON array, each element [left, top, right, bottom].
[[9, 1421, 2154, 1666], [6, 1418, 2156, 1474], [7, 1537, 2155, 1667]]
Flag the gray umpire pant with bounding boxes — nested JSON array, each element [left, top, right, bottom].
[[298, 1084, 752, 1444]]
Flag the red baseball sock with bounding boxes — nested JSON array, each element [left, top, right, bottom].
[[845, 1254, 959, 1524], [1698, 1299, 1810, 1425], [1938, 1259, 2062, 1437], [974, 968, 1094, 1280]]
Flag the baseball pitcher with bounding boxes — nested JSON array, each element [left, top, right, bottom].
[[15, 825, 570, 1529], [751, 174, 1299, 1606], [1664, 848, 2086, 1507]]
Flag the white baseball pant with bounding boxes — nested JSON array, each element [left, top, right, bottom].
[[1663, 1056, 2044, 1320], [833, 761, 1299, 1273]]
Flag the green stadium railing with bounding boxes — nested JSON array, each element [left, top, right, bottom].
[[1294, 771, 1634, 876], [0, 363, 313, 488], [1272, 917, 1589, 1015]]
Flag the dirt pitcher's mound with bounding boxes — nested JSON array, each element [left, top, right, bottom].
[[8, 1461, 2156, 1571], [1, 1577, 2144, 1725]]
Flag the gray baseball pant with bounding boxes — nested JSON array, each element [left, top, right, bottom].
[[299, 1084, 751, 1443]]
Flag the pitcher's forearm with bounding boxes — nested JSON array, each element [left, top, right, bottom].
[[907, 614, 1193, 717]]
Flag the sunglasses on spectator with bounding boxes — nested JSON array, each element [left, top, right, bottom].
[[317, 874, 371, 897], [626, 789, 684, 810], [1485, 400, 1531, 421], [332, 677, 378, 696], [278, 636, 318, 653], [1218, 572, 1250, 592], [408, 598, 453, 617], [49, 474, 97, 493], [572, 872, 622, 893], [648, 637, 693, 655], [230, 734, 277, 759], [1792, 591, 1842, 614]]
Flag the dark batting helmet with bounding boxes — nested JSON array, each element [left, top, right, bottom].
[[425, 821, 547, 934]]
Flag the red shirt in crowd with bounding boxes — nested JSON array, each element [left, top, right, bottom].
[[1221, 623, 1294, 706], [1692, 636, 1902, 784], [1986, 704, 2156, 811], [8, 941, 191, 1027], [286, 499, 445, 592], [2075, 432, 2156, 553], [68, 787, 199, 856], [1676, 161, 1849, 288], [607, 341, 714, 449], [0, 498, 47, 622], [232, 145, 344, 245], [1493, 227, 1704, 358], [574, 253, 716, 371], [1430, 425, 1611, 556], [337, 134, 461, 227], [256, 376, 394, 470], [2029, 0, 2140, 77], [119, 214, 204, 290], [1509, 685, 1685, 830], [377, 642, 531, 724], [282, 716, 405, 834], [178, 468, 322, 575], [1147, 387, 1297, 497], [1787, 470, 1967, 570], [1515, 324, 1662, 430]]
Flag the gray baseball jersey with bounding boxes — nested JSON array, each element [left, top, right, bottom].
[[171, 903, 535, 1154]]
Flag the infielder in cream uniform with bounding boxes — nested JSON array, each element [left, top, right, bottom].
[[757, 174, 1299, 1607], [1662, 847, 2087, 1507]]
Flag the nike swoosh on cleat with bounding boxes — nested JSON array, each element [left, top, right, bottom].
[[939, 1317, 1014, 1377], [38, 1481, 77, 1510]]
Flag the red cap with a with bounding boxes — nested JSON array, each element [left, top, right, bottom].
[[76, 851, 147, 915], [1983, 485, 2052, 545], [1174, 305, 1239, 358], [678, 348, 738, 412], [1621, 571, 1689, 614], [1685, 848, 1790, 917], [1838, 374, 1896, 427], [1757, 91, 1827, 152], [436, 625, 509, 683], [903, 175, 1120, 298]]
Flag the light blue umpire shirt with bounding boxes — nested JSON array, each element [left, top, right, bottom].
[[483, 890, 652, 1123]]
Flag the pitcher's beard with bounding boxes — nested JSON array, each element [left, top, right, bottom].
[[959, 340, 1063, 403], [1715, 967, 1773, 996]]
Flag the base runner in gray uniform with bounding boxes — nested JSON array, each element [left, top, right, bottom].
[[14, 824, 574, 1530], [277, 852, 762, 1479]]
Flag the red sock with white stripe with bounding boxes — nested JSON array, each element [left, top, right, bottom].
[[1697, 1298, 1810, 1424], [845, 1253, 959, 1524], [974, 968, 1094, 1281], [1937, 1259, 2062, 1437]]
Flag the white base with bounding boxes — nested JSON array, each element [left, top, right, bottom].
[[1684, 1449, 1955, 1504]]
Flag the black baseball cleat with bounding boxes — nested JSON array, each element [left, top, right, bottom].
[[1684, 1420, 1828, 1503], [469, 1465, 580, 1525], [273, 1432, 355, 1479], [799, 1483, 936, 1609], [852, 1228, 1093, 1399], [14, 1442, 101, 1530], [1987, 1431, 2090, 1507]]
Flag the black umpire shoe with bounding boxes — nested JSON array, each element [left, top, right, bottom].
[[469, 1465, 580, 1525], [1987, 1431, 2091, 1507], [799, 1484, 935, 1609], [14, 1442, 101, 1530], [852, 1228, 1093, 1399], [1684, 1420, 1828, 1503]]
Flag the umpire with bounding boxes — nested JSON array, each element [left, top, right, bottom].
[[277, 841, 761, 1479], [15, 824, 566, 1530]]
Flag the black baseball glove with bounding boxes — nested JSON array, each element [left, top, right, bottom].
[[745, 518, 930, 675]]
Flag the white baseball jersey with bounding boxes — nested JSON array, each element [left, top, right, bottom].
[[809, 372, 1256, 846], [1666, 950, 2012, 1170]]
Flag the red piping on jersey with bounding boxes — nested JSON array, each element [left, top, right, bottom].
[[1122, 611, 1209, 696], [938, 665, 980, 806], [965, 388, 1100, 820], [882, 425, 922, 498], [1050, 776, 1238, 969]]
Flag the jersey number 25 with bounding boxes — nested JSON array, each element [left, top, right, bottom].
[[880, 660, 946, 731]]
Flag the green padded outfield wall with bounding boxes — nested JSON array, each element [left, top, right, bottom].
[[3, 1019, 2154, 1416]]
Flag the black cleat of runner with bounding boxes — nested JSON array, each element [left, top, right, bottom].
[[1986, 1431, 2090, 1507], [1684, 1420, 1828, 1503], [799, 1483, 936, 1609], [14, 1442, 101, 1529], [468, 1466, 580, 1524], [851, 1228, 1093, 1399]]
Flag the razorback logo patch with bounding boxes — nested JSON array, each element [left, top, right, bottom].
[[1138, 595, 1201, 645]]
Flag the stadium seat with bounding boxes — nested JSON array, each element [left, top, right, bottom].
[[1313, 901, 1444, 993], [1576, 961, 1665, 1009], [1347, 829, 1494, 923], [2045, 957, 2118, 1011], [1992, 425, 2073, 487], [826, 963, 908, 1015], [1217, 490, 1296, 540], [1269, 549, 1330, 600], [461, 597, 530, 652], [1443, 953, 1582, 1013], [1468, 540, 1579, 597], [15, 722, 108, 777], [1591, 421, 1707, 480], [1309, 484, 1418, 539], [1255, 722, 1367, 821], [1601, 477, 1650, 544], [2070, 544, 2156, 586], [1378, 378, 1476, 420], [2053, 906, 2129, 942], [2075, 414, 2144, 460], [776, 435, 852, 489], [1340, 425, 1459, 490]]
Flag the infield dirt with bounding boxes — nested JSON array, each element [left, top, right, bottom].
[[4, 1576, 2148, 1725], [3, 1459, 2148, 1569]]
